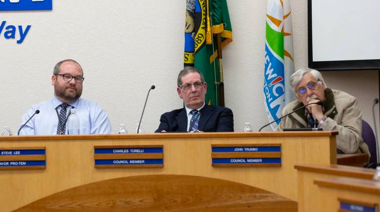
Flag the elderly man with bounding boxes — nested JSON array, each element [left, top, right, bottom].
[[156, 67, 234, 132], [19, 59, 112, 135], [278, 68, 369, 155]]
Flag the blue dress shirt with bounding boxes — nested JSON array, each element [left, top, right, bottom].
[[19, 97, 112, 135]]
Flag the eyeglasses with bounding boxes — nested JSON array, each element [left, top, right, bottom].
[[179, 81, 204, 91], [297, 80, 321, 95], [57, 74, 85, 84]]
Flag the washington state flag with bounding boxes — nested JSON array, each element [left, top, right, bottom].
[[184, 0, 233, 106], [263, 0, 295, 130]]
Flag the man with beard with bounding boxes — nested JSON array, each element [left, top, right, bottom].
[[155, 67, 234, 133], [19, 59, 112, 135], [278, 68, 369, 155]]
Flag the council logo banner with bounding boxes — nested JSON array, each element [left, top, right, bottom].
[[263, 0, 294, 131], [0, 0, 52, 11]]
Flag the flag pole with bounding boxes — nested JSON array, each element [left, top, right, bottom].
[[206, 0, 228, 107], [216, 33, 225, 107], [206, 0, 219, 106]]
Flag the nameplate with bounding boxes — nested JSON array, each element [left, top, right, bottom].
[[0, 147, 46, 170], [0, 149, 45, 155], [339, 198, 378, 212], [212, 146, 281, 152], [95, 147, 162, 154], [94, 145, 164, 168], [211, 144, 281, 167]]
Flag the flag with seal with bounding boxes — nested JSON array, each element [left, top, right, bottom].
[[184, 0, 233, 106]]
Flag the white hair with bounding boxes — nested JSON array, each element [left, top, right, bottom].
[[289, 68, 327, 91]]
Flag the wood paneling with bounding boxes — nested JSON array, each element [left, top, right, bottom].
[[0, 155, 45, 161], [315, 177, 380, 211], [211, 152, 281, 158], [296, 164, 376, 212], [1, 131, 338, 141], [295, 164, 375, 179], [337, 153, 369, 167], [315, 177, 380, 194], [14, 175, 298, 212]]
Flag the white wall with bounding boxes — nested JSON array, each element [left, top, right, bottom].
[[0, 0, 378, 138]]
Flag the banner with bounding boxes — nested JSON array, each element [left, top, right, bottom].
[[264, 0, 295, 130]]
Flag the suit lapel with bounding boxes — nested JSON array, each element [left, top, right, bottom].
[[175, 108, 188, 132], [199, 105, 214, 131]]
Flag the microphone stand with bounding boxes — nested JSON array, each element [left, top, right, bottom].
[[137, 85, 155, 134], [372, 98, 379, 163], [17, 110, 40, 135], [258, 102, 322, 132]]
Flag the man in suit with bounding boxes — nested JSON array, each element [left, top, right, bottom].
[[156, 67, 234, 132]]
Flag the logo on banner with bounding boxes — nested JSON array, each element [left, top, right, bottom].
[[0, 0, 52, 11], [264, 42, 285, 127]]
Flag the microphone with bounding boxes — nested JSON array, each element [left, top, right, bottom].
[[137, 85, 155, 134], [258, 101, 323, 132], [18, 110, 40, 135], [372, 98, 379, 163]]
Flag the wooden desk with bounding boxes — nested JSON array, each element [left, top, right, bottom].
[[315, 177, 380, 211], [295, 164, 376, 212], [0, 132, 337, 212], [337, 153, 369, 167]]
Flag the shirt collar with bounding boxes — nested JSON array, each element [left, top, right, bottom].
[[52, 96, 80, 109], [185, 102, 205, 116]]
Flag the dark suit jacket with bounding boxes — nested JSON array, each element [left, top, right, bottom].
[[155, 104, 234, 132]]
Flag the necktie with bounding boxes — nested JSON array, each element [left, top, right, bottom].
[[189, 110, 200, 132], [57, 103, 69, 135], [307, 112, 318, 128]]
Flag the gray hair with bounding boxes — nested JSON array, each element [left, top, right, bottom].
[[177, 66, 205, 87], [53, 59, 83, 76], [289, 68, 327, 91]]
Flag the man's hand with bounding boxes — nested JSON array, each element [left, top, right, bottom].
[[307, 98, 324, 121]]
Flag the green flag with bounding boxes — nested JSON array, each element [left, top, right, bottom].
[[184, 0, 232, 106]]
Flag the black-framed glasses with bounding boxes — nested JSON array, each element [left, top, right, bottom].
[[179, 81, 204, 91], [57, 74, 84, 84], [297, 80, 320, 95]]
